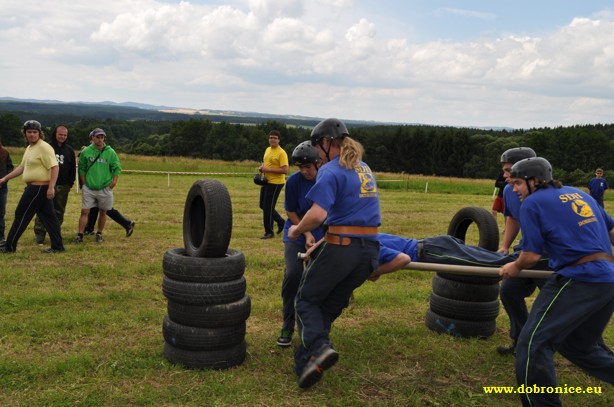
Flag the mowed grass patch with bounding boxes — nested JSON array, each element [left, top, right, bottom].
[[0, 154, 612, 406]]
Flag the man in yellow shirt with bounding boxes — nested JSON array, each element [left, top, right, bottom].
[[0, 120, 64, 253], [258, 130, 288, 239]]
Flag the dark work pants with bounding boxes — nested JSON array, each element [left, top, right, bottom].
[[259, 183, 284, 235], [281, 242, 305, 334], [4, 185, 64, 252], [516, 275, 614, 406], [85, 207, 131, 232], [293, 237, 379, 375], [0, 186, 7, 240], [500, 277, 546, 342], [34, 184, 72, 242], [422, 235, 520, 266]]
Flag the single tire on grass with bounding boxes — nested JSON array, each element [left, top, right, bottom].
[[431, 274, 499, 302], [162, 275, 246, 305], [163, 248, 245, 283], [163, 315, 246, 350], [429, 292, 500, 321], [167, 295, 251, 328], [425, 308, 496, 338], [183, 179, 232, 258], [164, 339, 247, 370]]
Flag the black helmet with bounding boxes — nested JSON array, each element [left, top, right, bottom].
[[500, 147, 536, 164], [292, 141, 321, 166], [23, 120, 42, 131], [510, 157, 553, 183], [310, 118, 349, 145]]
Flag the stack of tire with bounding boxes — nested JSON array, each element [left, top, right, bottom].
[[425, 206, 501, 338], [162, 179, 250, 369]]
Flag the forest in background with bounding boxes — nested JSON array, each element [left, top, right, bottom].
[[0, 102, 612, 186]]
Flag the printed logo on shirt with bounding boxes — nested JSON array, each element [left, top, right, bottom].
[[56, 154, 65, 165], [356, 165, 377, 198]]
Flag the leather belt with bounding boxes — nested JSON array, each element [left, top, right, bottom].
[[28, 181, 50, 186], [327, 225, 378, 235], [569, 252, 614, 267], [324, 234, 352, 246]]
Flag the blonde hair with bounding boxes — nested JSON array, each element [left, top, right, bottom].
[[336, 136, 364, 169]]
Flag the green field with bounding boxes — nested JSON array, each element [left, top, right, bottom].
[[1, 152, 612, 406]]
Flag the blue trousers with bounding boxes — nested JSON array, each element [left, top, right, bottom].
[[4, 185, 64, 252], [293, 237, 379, 374], [516, 274, 614, 407], [500, 277, 546, 342], [422, 235, 519, 266], [259, 184, 284, 235], [281, 242, 305, 334]]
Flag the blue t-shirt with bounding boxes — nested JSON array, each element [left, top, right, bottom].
[[283, 172, 324, 246], [588, 177, 608, 200], [503, 184, 521, 219], [306, 157, 380, 236], [519, 185, 614, 282], [378, 233, 418, 264]]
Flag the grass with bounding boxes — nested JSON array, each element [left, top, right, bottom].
[[0, 151, 612, 406]]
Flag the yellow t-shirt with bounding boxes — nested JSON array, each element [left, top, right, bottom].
[[263, 146, 288, 185], [20, 140, 58, 184]]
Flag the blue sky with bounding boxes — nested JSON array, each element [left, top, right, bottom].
[[1, 0, 613, 128]]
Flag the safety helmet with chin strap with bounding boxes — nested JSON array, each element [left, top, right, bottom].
[[500, 147, 536, 164], [292, 141, 321, 167], [310, 118, 349, 162], [23, 120, 42, 131], [510, 157, 553, 196]]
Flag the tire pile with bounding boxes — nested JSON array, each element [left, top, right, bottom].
[[425, 207, 501, 338], [162, 179, 250, 369]]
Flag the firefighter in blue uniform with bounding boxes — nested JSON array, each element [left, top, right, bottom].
[[277, 141, 325, 347], [288, 118, 380, 389], [501, 157, 614, 407]]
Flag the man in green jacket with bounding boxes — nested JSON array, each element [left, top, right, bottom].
[[73, 128, 121, 244]]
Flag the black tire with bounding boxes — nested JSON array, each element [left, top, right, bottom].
[[431, 274, 499, 302], [163, 315, 246, 350], [436, 271, 501, 285], [447, 206, 499, 251], [425, 309, 496, 338], [442, 206, 501, 284], [162, 276, 246, 305], [164, 340, 247, 370], [167, 295, 251, 328], [163, 248, 245, 283], [429, 292, 500, 321], [183, 179, 232, 258]]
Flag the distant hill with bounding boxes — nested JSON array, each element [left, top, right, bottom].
[[0, 97, 398, 128]]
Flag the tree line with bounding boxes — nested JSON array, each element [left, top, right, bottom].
[[1, 112, 612, 186]]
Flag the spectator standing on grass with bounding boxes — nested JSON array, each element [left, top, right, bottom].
[[588, 168, 608, 208], [496, 147, 548, 356], [500, 157, 614, 407], [73, 128, 121, 244], [277, 141, 325, 348], [491, 170, 506, 220], [0, 138, 14, 246], [33, 125, 75, 245], [288, 118, 380, 389], [0, 120, 64, 254], [258, 130, 288, 239], [77, 144, 135, 238]]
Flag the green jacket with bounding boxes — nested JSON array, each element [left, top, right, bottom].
[[78, 144, 121, 190]]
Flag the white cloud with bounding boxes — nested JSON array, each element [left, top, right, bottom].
[[0, 0, 613, 127]]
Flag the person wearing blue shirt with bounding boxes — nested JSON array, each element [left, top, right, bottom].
[[288, 118, 380, 389], [588, 167, 608, 208], [496, 147, 549, 356], [277, 141, 325, 348], [501, 157, 614, 407]]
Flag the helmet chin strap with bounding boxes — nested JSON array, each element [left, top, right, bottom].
[[525, 179, 532, 196], [319, 138, 332, 162]]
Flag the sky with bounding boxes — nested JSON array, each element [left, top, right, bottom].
[[1, 0, 613, 129]]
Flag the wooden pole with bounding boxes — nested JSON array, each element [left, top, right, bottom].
[[403, 262, 552, 279]]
